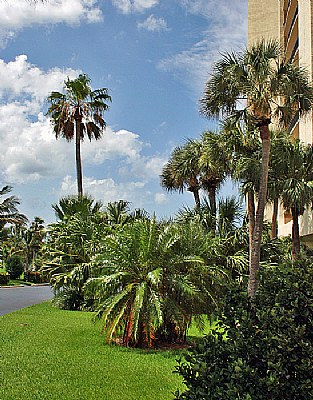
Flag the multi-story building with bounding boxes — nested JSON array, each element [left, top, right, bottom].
[[248, 0, 313, 246]]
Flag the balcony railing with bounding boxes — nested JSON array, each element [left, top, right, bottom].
[[286, 5, 298, 42], [289, 37, 299, 62]]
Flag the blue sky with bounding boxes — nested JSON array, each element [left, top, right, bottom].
[[0, 0, 247, 223]]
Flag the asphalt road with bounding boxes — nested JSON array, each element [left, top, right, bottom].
[[0, 285, 53, 316]]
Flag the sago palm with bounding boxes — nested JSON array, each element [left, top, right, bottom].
[[85, 218, 200, 347], [200, 40, 313, 297], [47, 74, 111, 196]]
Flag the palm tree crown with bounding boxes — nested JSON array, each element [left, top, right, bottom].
[[47, 74, 111, 196], [0, 186, 28, 229]]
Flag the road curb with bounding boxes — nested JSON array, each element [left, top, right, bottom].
[[0, 283, 50, 289]]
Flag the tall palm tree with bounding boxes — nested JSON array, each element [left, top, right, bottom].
[[47, 74, 111, 196], [161, 140, 202, 208], [200, 40, 313, 297]]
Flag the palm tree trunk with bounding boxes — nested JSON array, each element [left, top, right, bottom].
[[191, 188, 201, 209], [248, 122, 271, 298], [271, 197, 279, 240], [291, 207, 300, 262], [247, 190, 255, 259], [208, 187, 217, 219], [74, 109, 83, 197]]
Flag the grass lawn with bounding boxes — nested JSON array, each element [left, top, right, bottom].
[[0, 302, 201, 400]]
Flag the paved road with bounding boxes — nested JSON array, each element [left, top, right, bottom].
[[0, 285, 53, 316]]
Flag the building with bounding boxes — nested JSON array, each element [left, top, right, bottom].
[[248, 0, 313, 246]]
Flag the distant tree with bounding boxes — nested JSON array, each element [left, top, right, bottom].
[[161, 140, 202, 209], [52, 195, 103, 221], [47, 74, 111, 196], [271, 139, 313, 260], [200, 131, 229, 218]]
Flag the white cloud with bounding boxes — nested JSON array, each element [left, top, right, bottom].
[[112, 0, 158, 14], [0, 55, 78, 103], [0, 56, 166, 201], [59, 175, 149, 207], [137, 15, 170, 32], [154, 192, 168, 205], [0, 0, 103, 48], [159, 0, 247, 94]]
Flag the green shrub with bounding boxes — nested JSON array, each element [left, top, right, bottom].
[[175, 261, 313, 400], [6, 255, 24, 279], [24, 270, 45, 283], [0, 271, 10, 285], [52, 288, 84, 310]]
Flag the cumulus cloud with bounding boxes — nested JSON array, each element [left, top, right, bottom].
[[0, 55, 166, 210], [59, 175, 149, 207], [112, 0, 158, 14], [137, 15, 170, 32], [0, 55, 78, 103], [159, 0, 247, 94], [0, 0, 103, 47]]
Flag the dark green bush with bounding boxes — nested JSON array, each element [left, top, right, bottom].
[[52, 288, 84, 311], [175, 261, 313, 400], [24, 271, 45, 283], [0, 272, 10, 285], [6, 255, 24, 280]]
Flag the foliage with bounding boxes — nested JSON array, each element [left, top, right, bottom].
[[43, 196, 109, 296], [24, 270, 45, 283], [52, 287, 84, 310], [175, 261, 313, 399], [0, 271, 9, 285], [6, 254, 24, 279], [52, 195, 103, 221], [24, 216, 46, 271], [0, 185, 28, 229], [85, 218, 223, 347]]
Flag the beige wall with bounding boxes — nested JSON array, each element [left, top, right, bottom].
[[248, 0, 282, 44], [298, 0, 313, 145]]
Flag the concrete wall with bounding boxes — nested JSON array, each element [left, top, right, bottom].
[[248, 0, 282, 44]]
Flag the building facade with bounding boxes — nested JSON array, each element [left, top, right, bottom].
[[248, 0, 313, 246]]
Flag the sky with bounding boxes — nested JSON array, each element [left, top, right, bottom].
[[0, 0, 247, 223]]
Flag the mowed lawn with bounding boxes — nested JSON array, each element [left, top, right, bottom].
[[0, 302, 186, 400]]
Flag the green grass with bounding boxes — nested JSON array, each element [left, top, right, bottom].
[[0, 302, 192, 400]]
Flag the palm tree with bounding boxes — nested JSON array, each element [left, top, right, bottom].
[[161, 140, 202, 208], [200, 40, 313, 297], [199, 131, 229, 218], [85, 218, 201, 347], [52, 195, 103, 221], [222, 122, 261, 255], [105, 200, 132, 227], [47, 74, 111, 196], [271, 139, 313, 261], [0, 186, 28, 229], [267, 130, 290, 240]]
